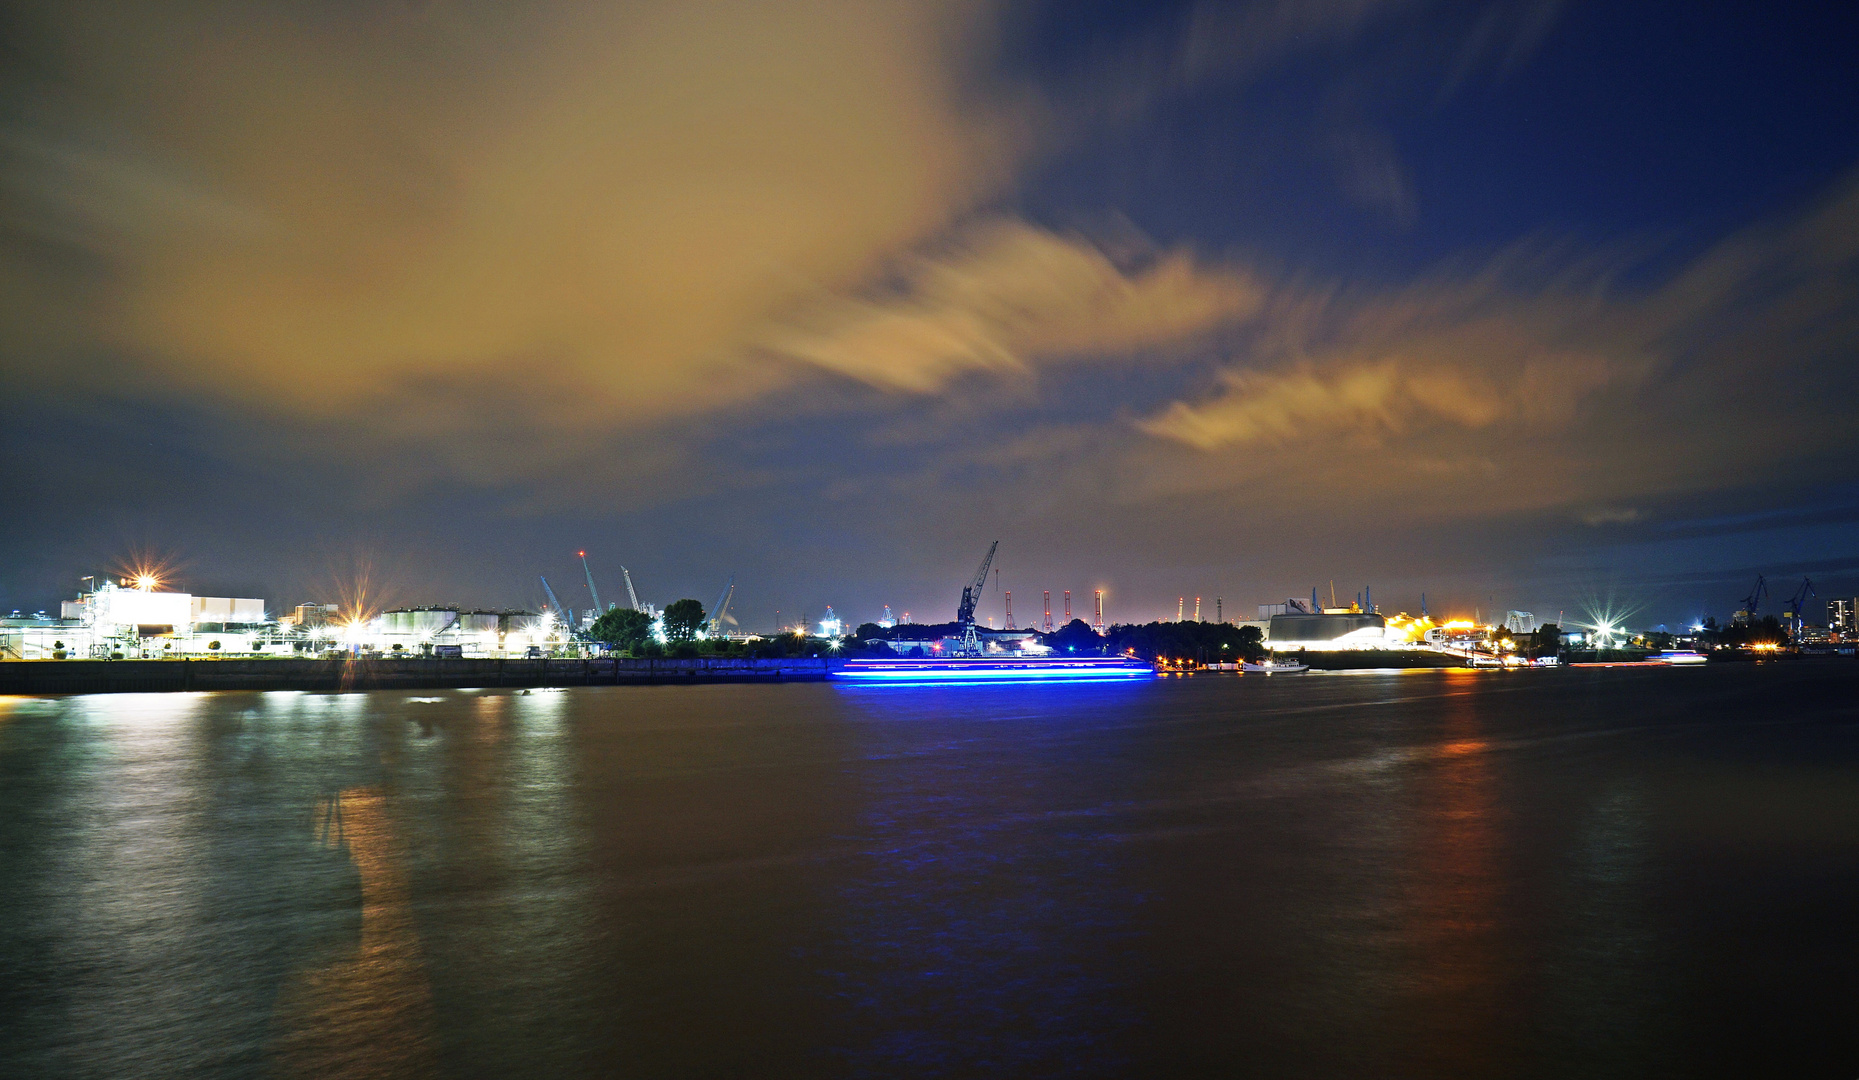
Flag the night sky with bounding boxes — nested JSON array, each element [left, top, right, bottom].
[[3, 0, 1857, 631]]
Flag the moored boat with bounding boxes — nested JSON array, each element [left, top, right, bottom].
[[835, 656, 1154, 683]]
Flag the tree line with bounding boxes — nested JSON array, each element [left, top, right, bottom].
[[855, 617, 1268, 662], [588, 600, 844, 658]]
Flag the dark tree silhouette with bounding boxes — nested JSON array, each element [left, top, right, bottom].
[[589, 607, 653, 650], [662, 599, 707, 642]]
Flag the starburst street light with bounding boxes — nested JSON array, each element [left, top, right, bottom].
[[1578, 588, 1642, 651], [111, 546, 181, 595]]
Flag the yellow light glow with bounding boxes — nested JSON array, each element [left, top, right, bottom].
[[113, 549, 179, 596]]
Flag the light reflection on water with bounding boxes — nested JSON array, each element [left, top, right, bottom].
[[824, 683, 1152, 1077], [1, 668, 1857, 1078], [270, 787, 438, 1078]]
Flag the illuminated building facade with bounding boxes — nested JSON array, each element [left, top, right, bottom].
[[1830, 598, 1855, 639], [1266, 611, 1390, 651], [4, 582, 269, 658]]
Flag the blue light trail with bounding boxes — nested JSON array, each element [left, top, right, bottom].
[[834, 658, 1154, 684]]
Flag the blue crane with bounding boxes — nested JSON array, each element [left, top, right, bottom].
[[1741, 575, 1768, 621], [709, 575, 737, 635], [539, 575, 573, 635], [955, 541, 999, 656], [1785, 577, 1816, 637], [579, 551, 603, 614]]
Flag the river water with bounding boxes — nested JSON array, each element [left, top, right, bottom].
[[2, 665, 1856, 1078]]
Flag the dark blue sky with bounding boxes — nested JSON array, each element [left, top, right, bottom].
[[1021, 0, 1859, 272], [2, 0, 1857, 630]]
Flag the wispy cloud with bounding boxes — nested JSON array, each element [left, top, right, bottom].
[[759, 219, 1263, 392], [1137, 262, 1628, 450], [1580, 507, 1643, 526], [1136, 168, 1859, 509]]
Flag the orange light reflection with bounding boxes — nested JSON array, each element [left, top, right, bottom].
[[269, 788, 437, 1075]]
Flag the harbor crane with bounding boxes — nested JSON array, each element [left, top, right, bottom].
[[579, 551, 603, 614], [709, 575, 737, 635], [539, 576, 573, 636], [621, 567, 642, 611], [1785, 577, 1816, 637], [1741, 575, 1769, 623], [955, 540, 999, 656]]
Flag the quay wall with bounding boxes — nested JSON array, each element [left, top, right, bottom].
[[1300, 650, 1467, 670], [0, 657, 832, 695]]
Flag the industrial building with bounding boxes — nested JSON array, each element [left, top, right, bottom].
[[1264, 603, 1391, 651], [1830, 598, 1855, 638], [362, 608, 548, 655], [4, 582, 268, 659], [0, 579, 558, 660]]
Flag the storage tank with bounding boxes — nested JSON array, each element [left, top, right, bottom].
[[498, 611, 541, 634], [380, 608, 458, 636], [457, 611, 502, 635]]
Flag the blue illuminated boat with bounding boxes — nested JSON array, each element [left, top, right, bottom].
[[834, 656, 1154, 684]]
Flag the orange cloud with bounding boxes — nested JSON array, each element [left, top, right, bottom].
[[1140, 348, 1618, 451], [1138, 276, 1625, 450], [759, 219, 1264, 392], [1, 0, 1028, 424]]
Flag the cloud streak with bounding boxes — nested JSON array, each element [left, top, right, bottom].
[[1138, 169, 1859, 496], [1137, 268, 1626, 450], [759, 219, 1263, 392]]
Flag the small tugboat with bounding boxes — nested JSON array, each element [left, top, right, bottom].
[[1241, 659, 1308, 675]]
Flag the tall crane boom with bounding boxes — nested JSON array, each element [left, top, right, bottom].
[[1786, 576, 1816, 634], [1742, 575, 1768, 619], [539, 575, 572, 634], [621, 567, 641, 611], [709, 575, 737, 634], [954, 540, 998, 656], [956, 541, 999, 626], [579, 551, 603, 614]]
